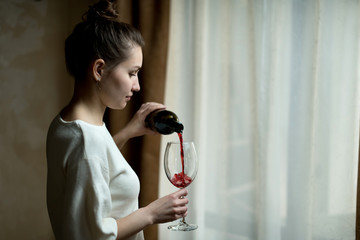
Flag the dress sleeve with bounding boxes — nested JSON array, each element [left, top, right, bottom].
[[61, 156, 117, 240]]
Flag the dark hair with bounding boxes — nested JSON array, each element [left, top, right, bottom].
[[65, 0, 145, 81]]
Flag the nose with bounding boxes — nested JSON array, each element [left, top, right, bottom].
[[132, 78, 140, 92]]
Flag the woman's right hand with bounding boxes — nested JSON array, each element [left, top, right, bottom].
[[145, 188, 189, 224], [124, 102, 166, 138], [112, 102, 165, 149]]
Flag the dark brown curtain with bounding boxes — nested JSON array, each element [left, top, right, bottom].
[[104, 1, 170, 239]]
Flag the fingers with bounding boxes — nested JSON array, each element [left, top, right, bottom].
[[140, 102, 166, 116], [171, 189, 189, 211], [173, 206, 188, 219], [148, 189, 190, 224], [173, 188, 188, 199], [170, 200, 188, 220]]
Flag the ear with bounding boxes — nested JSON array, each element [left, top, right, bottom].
[[92, 59, 105, 81]]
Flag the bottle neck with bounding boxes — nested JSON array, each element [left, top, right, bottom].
[[165, 119, 184, 133]]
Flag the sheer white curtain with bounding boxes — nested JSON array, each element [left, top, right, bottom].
[[158, 0, 360, 239]]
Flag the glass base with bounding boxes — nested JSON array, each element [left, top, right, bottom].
[[167, 221, 198, 231]]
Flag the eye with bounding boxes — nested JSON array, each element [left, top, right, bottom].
[[129, 67, 141, 78], [129, 70, 139, 77]]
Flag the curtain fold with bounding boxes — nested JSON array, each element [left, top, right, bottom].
[[160, 0, 360, 239], [105, 1, 170, 239]]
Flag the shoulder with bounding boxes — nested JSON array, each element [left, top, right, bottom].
[[47, 115, 83, 143], [47, 114, 110, 146], [46, 115, 113, 169]]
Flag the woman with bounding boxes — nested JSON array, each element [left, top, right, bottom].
[[46, 1, 188, 239]]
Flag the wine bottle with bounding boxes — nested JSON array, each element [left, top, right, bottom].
[[145, 110, 184, 135]]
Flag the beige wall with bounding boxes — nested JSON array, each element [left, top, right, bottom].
[[0, 0, 94, 238]]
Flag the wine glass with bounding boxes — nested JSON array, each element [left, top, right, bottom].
[[164, 141, 198, 231]]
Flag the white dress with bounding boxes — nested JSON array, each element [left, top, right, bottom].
[[46, 115, 144, 240]]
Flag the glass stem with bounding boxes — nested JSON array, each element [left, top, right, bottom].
[[179, 193, 186, 224]]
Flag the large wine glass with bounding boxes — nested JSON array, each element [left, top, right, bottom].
[[164, 141, 198, 231]]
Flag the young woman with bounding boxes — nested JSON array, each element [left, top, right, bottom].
[[46, 1, 188, 239]]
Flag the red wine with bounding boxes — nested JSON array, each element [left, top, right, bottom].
[[170, 132, 193, 188], [171, 172, 192, 188], [178, 132, 184, 174]]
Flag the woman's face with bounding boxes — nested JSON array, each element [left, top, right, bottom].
[[100, 46, 143, 110]]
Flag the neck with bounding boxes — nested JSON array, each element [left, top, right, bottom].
[[61, 81, 105, 126]]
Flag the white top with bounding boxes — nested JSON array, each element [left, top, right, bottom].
[[46, 115, 144, 240]]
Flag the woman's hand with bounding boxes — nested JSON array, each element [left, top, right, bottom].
[[114, 188, 188, 239], [145, 188, 189, 224], [124, 102, 166, 138], [112, 102, 165, 149]]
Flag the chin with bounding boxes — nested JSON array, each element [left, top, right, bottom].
[[108, 102, 127, 110], [118, 102, 128, 110]]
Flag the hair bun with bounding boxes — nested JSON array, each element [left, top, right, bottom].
[[84, 0, 119, 21]]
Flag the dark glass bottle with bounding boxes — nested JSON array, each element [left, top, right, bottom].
[[145, 110, 184, 135]]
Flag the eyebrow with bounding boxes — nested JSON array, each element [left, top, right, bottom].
[[131, 66, 141, 71]]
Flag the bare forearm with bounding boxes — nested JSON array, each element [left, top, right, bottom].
[[115, 207, 153, 240], [112, 129, 131, 150]]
